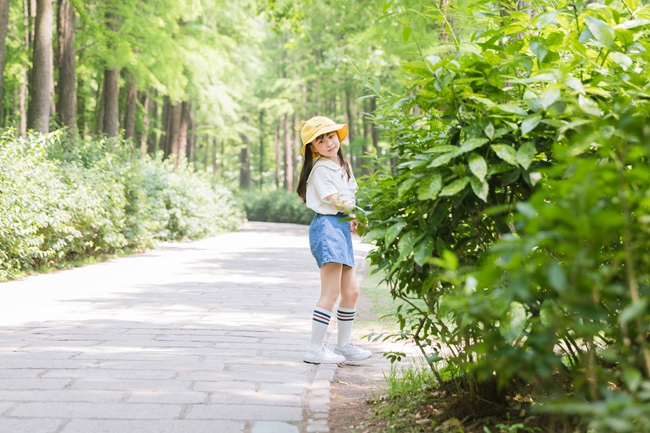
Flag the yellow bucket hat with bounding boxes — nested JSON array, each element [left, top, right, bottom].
[[297, 116, 348, 157]]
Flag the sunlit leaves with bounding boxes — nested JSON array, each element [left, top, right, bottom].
[[520, 114, 542, 136], [417, 174, 442, 200], [584, 15, 615, 48], [468, 153, 487, 182], [578, 94, 603, 117], [516, 142, 536, 170], [439, 177, 470, 196], [491, 144, 518, 166]]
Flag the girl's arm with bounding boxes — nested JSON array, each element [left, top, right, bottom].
[[323, 193, 358, 233]]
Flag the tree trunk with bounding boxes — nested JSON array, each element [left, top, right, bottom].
[[139, 93, 149, 160], [102, 68, 119, 136], [124, 71, 137, 139], [178, 101, 190, 167], [167, 101, 182, 168], [345, 85, 355, 167], [239, 133, 251, 190], [56, 0, 76, 127], [160, 95, 170, 156], [95, 74, 105, 133], [27, 0, 53, 133], [77, 76, 85, 133], [188, 111, 196, 163], [0, 0, 10, 125], [274, 123, 280, 189], [19, 0, 30, 136], [283, 113, 292, 191], [146, 89, 157, 154]]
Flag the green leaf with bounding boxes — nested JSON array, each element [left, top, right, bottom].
[[609, 52, 632, 70], [425, 145, 459, 154], [402, 26, 412, 42], [484, 122, 495, 139], [427, 152, 457, 168], [565, 77, 585, 94], [470, 177, 489, 202], [520, 114, 542, 136], [491, 144, 518, 166], [459, 138, 489, 153], [417, 174, 442, 200], [619, 299, 649, 325], [361, 228, 385, 244], [547, 261, 567, 293], [529, 37, 548, 62], [414, 236, 434, 266], [439, 177, 470, 197], [584, 15, 614, 48], [496, 104, 528, 117], [540, 87, 560, 110], [398, 177, 417, 196], [468, 153, 487, 182], [534, 11, 558, 30], [516, 142, 536, 170], [398, 230, 423, 258], [384, 220, 405, 246], [578, 94, 603, 117], [615, 19, 650, 30]]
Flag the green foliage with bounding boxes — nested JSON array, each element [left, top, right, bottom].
[[238, 189, 313, 225], [0, 129, 244, 281], [360, 0, 650, 430]]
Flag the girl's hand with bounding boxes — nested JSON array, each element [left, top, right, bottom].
[[350, 219, 358, 233]]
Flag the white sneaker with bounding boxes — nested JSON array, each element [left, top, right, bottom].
[[303, 344, 346, 364], [334, 342, 372, 361]]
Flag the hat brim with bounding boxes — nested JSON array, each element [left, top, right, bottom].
[[300, 124, 349, 157]]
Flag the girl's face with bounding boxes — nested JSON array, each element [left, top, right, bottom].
[[311, 131, 340, 162]]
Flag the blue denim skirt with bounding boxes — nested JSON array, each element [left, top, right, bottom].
[[309, 213, 355, 268]]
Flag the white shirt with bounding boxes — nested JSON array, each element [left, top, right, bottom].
[[306, 158, 358, 215]]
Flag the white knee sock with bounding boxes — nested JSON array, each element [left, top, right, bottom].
[[308, 307, 332, 350], [336, 307, 355, 348]]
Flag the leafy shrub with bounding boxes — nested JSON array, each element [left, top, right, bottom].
[[238, 189, 314, 225], [0, 129, 244, 280], [359, 1, 650, 430]]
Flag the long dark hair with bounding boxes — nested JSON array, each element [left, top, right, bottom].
[[296, 138, 353, 203]]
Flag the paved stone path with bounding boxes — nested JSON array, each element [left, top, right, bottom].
[[0, 222, 373, 433]]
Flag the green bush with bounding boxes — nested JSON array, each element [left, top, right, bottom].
[[0, 129, 244, 280], [359, 1, 650, 430], [238, 189, 314, 225]]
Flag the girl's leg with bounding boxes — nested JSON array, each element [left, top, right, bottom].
[[337, 266, 359, 348], [307, 263, 342, 350]]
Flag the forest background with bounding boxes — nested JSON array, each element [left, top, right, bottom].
[[3, 0, 650, 432]]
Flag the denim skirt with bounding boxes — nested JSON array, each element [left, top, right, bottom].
[[309, 213, 355, 268]]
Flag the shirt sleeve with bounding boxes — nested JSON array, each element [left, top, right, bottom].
[[311, 167, 340, 201]]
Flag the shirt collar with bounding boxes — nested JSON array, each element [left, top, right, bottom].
[[313, 157, 342, 171]]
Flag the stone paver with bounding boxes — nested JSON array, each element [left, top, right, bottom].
[[0, 222, 372, 432]]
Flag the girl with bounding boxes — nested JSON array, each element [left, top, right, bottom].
[[296, 116, 372, 364]]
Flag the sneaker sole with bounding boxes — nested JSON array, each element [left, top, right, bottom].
[[303, 356, 346, 364], [334, 351, 372, 362]]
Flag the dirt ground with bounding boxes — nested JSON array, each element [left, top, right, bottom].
[[326, 289, 405, 433]]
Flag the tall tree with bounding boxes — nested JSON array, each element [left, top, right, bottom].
[[56, 0, 76, 127], [239, 133, 251, 189], [124, 71, 137, 139], [102, 68, 119, 136], [27, 0, 53, 133], [167, 101, 182, 168], [102, 13, 119, 137], [0, 0, 10, 125]]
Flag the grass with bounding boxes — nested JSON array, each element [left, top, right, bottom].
[[353, 265, 428, 341]]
